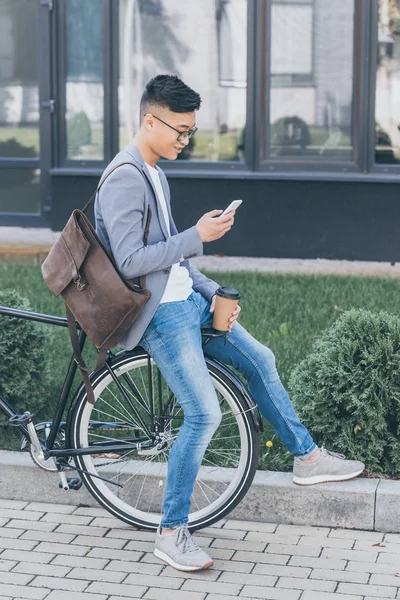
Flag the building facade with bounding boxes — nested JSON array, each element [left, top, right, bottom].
[[1, 0, 400, 260]]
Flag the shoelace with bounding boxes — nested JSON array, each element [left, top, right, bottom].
[[322, 448, 346, 460], [174, 525, 201, 553]]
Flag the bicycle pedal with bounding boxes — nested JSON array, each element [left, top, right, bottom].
[[59, 477, 82, 491]]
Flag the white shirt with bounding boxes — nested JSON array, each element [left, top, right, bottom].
[[145, 162, 193, 303]]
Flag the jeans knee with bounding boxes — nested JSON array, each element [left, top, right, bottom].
[[186, 404, 222, 433]]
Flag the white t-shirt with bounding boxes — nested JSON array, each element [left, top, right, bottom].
[[145, 162, 193, 303]]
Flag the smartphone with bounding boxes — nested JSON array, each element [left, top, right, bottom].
[[220, 199, 243, 217]]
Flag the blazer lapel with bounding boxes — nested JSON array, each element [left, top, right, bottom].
[[125, 142, 170, 239]]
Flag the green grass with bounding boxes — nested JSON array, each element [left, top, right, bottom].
[[2, 263, 400, 471]]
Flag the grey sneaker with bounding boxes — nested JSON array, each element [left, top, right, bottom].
[[293, 448, 365, 486], [154, 524, 214, 572]]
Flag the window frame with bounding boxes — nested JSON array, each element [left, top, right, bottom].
[[256, 0, 369, 174]]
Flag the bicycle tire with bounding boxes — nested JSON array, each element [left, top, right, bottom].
[[68, 349, 260, 531]]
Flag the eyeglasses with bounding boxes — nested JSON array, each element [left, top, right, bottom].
[[150, 114, 198, 142]]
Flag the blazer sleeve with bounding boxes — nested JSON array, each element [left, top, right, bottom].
[[188, 262, 220, 302], [97, 165, 203, 279]]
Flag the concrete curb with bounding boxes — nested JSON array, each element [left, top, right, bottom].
[[1, 450, 398, 533]]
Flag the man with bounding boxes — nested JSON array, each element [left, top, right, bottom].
[[95, 74, 364, 572]]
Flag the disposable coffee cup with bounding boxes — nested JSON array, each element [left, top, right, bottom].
[[212, 286, 241, 332]]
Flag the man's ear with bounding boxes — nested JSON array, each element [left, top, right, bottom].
[[143, 113, 154, 132]]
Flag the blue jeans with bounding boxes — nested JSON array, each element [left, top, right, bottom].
[[139, 291, 316, 528]]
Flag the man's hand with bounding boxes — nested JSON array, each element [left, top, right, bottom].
[[210, 295, 241, 333], [196, 209, 235, 242]]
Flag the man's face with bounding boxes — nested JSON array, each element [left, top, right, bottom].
[[144, 108, 196, 160]]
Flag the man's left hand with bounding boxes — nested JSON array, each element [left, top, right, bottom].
[[210, 295, 241, 333]]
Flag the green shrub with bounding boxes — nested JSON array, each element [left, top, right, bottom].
[[0, 290, 51, 425], [67, 111, 91, 157], [288, 309, 400, 475]]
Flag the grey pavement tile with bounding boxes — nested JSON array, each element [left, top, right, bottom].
[[53, 523, 109, 537], [224, 519, 278, 533], [71, 534, 126, 549], [239, 585, 301, 599], [320, 547, 380, 562], [354, 539, 400, 553], [337, 582, 398, 597], [50, 553, 109, 570], [244, 531, 300, 545], [288, 555, 347, 570], [300, 593, 363, 600], [251, 563, 311, 578], [0, 583, 48, 599], [0, 571, 35, 585], [124, 572, 185, 589], [0, 509, 44, 521], [33, 541, 90, 556], [310, 567, 369, 583], [19, 529, 76, 544], [143, 588, 206, 600], [1, 549, 55, 564], [45, 592, 108, 600], [197, 526, 245, 540], [0, 500, 29, 510], [72, 506, 109, 517], [90, 516, 132, 528], [275, 524, 330, 537], [41, 512, 93, 525], [66, 566, 127, 583], [210, 537, 266, 552], [105, 529, 156, 541], [218, 570, 278, 587], [298, 534, 354, 549], [12, 561, 72, 578], [85, 581, 149, 597], [232, 550, 289, 565], [346, 560, 400, 575], [275, 576, 336, 592], [265, 543, 321, 557], [25, 502, 76, 514], [377, 552, 400, 565], [161, 565, 220, 580], [370, 573, 400, 586], [0, 527, 24, 539], [85, 546, 143, 562], [105, 559, 163, 575], [211, 558, 254, 573], [0, 559, 17, 571], [5, 519, 58, 532], [384, 534, 400, 544], [330, 529, 384, 542], [30, 574, 89, 592], [0, 537, 38, 551], [181, 578, 242, 595]]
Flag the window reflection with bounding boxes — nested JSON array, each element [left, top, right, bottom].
[[119, 0, 247, 162], [65, 0, 104, 160], [268, 0, 354, 161], [0, 168, 40, 213], [0, 0, 39, 158], [375, 0, 400, 164]]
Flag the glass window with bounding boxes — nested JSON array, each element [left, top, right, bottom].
[[0, 0, 39, 158], [375, 0, 400, 165], [65, 0, 104, 161], [0, 167, 40, 213], [119, 0, 247, 162], [267, 0, 355, 161]]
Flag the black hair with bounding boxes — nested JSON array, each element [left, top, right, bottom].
[[140, 74, 201, 121]]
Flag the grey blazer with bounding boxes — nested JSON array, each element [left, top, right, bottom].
[[94, 142, 219, 350]]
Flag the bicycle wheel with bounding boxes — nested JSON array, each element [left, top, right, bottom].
[[68, 348, 260, 531]]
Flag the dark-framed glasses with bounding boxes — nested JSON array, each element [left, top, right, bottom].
[[150, 114, 198, 142]]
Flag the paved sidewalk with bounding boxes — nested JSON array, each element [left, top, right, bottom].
[[0, 499, 399, 599]]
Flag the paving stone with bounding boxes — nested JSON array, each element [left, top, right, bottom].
[[105, 560, 164, 575], [275, 524, 330, 537], [1, 549, 55, 564], [33, 541, 90, 556], [0, 559, 17, 571], [384, 533, 400, 544], [20, 529, 76, 544], [266, 543, 321, 557], [310, 568, 369, 583], [299, 535, 354, 549], [67, 566, 127, 583], [85, 581, 149, 597], [45, 592, 108, 600], [105, 528, 155, 541], [330, 529, 384, 542], [50, 554, 109, 570], [276, 576, 336, 592], [337, 582, 397, 597], [72, 506, 108, 517], [143, 588, 206, 600], [377, 552, 400, 565], [244, 531, 300, 545], [346, 560, 400, 575], [0, 571, 35, 585], [91, 516, 130, 528], [252, 563, 311, 578], [13, 561, 71, 577], [25, 502, 76, 514], [212, 558, 254, 573], [233, 550, 289, 565], [0, 527, 24, 538], [354, 539, 400, 553], [0, 583, 48, 599], [54, 523, 109, 537], [0, 537, 38, 551], [239, 585, 301, 599], [218, 571, 277, 587], [5, 518, 58, 532], [300, 593, 363, 600], [124, 572, 185, 588], [71, 534, 126, 549], [85, 546, 143, 562], [197, 526, 245, 540], [224, 519, 278, 533], [0, 509, 44, 521], [370, 573, 400, 586], [41, 512, 93, 525], [288, 555, 347, 570], [211, 537, 266, 551], [0, 500, 29, 510], [30, 574, 89, 591], [320, 547, 379, 562]]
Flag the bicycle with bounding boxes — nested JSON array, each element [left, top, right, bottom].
[[0, 304, 262, 532]]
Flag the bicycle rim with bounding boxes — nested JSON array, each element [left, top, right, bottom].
[[70, 351, 259, 530]]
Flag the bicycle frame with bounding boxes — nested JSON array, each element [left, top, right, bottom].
[[0, 306, 262, 464]]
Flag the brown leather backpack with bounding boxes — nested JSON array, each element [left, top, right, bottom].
[[41, 162, 151, 404]]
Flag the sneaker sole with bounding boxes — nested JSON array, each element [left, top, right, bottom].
[[154, 548, 214, 572], [293, 468, 364, 486]]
